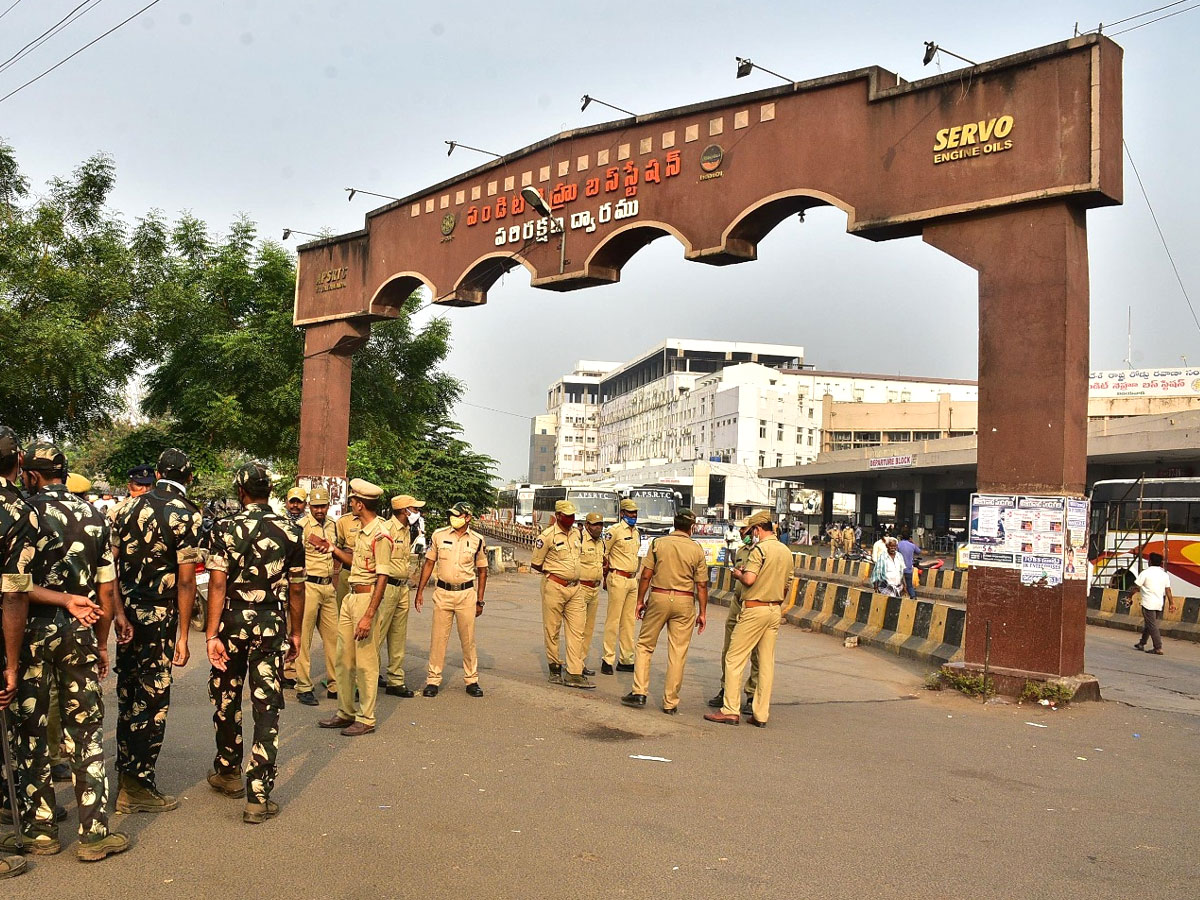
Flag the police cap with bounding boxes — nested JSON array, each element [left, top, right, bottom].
[[390, 494, 426, 511], [348, 478, 382, 501], [286, 487, 308, 502], [584, 512, 603, 524], [554, 500, 577, 516], [127, 464, 155, 486], [676, 508, 698, 527], [235, 461, 272, 495], [619, 499, 638, 513], [744, 510, 773, 530], [23, 442, 67, 476], [157, 448, 193, 482], [449, 501, 473, 517], [309, 487, 330, 505]]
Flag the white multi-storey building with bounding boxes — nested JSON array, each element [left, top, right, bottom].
[[539, 360, 620, 481]]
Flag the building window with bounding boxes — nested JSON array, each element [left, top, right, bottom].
[[853, 389, 864, 402], [775, 453, 783, 467], [901, 391, 912, 402], [948, 430, 976, 438], [886, 431, 912, 443], [759, 420, 767, 438], [913, 431, 941, 441], [776, 425, 784, 441], [807, 433, 814, 446], [758, 452, 766, 467]]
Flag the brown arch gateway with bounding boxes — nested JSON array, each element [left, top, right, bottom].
[[294, 35, 1122, 688]]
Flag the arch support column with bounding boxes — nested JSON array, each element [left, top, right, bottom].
[[925, 201, 1090, 682], [297, 318, 372, 481]]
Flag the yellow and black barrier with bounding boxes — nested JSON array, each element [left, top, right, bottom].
[[1087, 586, 1200, 642]]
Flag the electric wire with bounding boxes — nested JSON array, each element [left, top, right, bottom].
[[0, 0, 106, 77], [1109, 1, 1200, 34], [1123, 139, 1200, 337], [1103, 0, 1188, 29], [0, 0, 90, 70], [0, 0, 27, 25], [0, 0, 163, 106]]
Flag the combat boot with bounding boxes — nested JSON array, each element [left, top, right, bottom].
[[547, 662, 562, 683], [0, 832, 61, 856], [207, 769, 246, 798], [76, 831, 131, 862], [117, 774, 179, 813], [562, 672, 597, 690], [243, 800, 280, 824]]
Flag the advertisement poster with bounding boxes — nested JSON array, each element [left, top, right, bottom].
[[1064, 499, 1089, 580], [967, 494, 1019, 567], [1021, 553, 1064, 586], [967, 494, 1082, 583]]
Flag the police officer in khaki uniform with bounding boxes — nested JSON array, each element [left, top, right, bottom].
[[705, 510, 793, 727], [375, 494, 424, 698], [601, 498, 640, 674], [333, 506, 362, 610], [294, 487, 338, 706], [578, 512, 605, 676], [531, 501, 593, 690], [707, 518, 759, 715], [621, 509, 707, 714], [415, 502, 487, 697], [320, 479, 391, 736]]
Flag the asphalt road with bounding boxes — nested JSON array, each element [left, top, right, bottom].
[[7, 570, 1198, 899]]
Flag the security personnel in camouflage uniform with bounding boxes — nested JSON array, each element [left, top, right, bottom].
[[321, 479, 392, 735], [4, 442, 132, 861], [707, 518, 759, 715], [578, 512, 606, 676], [111, 448, 203, 813], [204, 461, 305, 824], [376, 494, 424, 698], [294, 487, 338, 706], [415, 502, 488, 697], [705, 510, 793, 727], [108, 464, 154, 524], [601, 498, 640, 673], [0, 427, 34, 880], [621, 509, 708, 714], [531, 500, 594, 689]]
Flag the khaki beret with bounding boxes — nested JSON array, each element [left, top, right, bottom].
[[348, 478, 383, 500], [286, 487, 308, 502], [555, 500, 577, 515], [391, 494, 426, 510], [744, 510, 773, 529], [619, 499, 638, 513], [309, 487, 330, 505], [66, 472, 92, 494], [584, 512, 603, 524]]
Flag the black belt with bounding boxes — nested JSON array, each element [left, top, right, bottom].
[[225, 597, 284, 613], [387, 577, 406, 588], [28, 606, 65, 621], [306, 575, 333, 585], [436, 579, 474, 591]]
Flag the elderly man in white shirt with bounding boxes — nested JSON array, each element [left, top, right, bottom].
[[873, 538, 906, 597], [1132, 552, 1175, 655]]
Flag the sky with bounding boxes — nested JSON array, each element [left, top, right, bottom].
[[2, 0, 1197, 480]]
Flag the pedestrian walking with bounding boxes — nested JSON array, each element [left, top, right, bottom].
[[621, 509, 708, 714], [293, 487, 339, 706], [1132, 552, 1175, 655], [872, 538, 905, 597], [601, 499, 641, 674], [110, 448, 203, 814], [415, 502, 488, 697], [376, 494, 424, 698], [531, 500, 593, 689], [896, 528, 921, 599], [204, 462, 305, 823], [705, 510, 793, 727]]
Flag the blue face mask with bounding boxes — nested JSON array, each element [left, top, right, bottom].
[[622, 514, 637, 526]]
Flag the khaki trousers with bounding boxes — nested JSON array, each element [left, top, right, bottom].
[[722, 604, 781, 722], [335, 569, 350, 609], [375, 582, 410, 687], [336, 591, 380, 727], [425, 587, 479, 686], [296, 581, 338, 694], [602, 572, 638, 665], [579, 584, 600, 663], [720, 595, 759, 696], [541, 578, 586, 675], [631, 592, 696, 710]]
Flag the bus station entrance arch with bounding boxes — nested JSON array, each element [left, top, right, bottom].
[[293, 35, 1123, 688]]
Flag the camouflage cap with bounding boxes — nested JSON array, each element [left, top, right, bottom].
[[0, 425, 19, 465], [234, 460, 272, 495], [309, 487, 330, 505], [584, 512, 603, 524], [676, 507, 698, 526], [744, 510, 773, 529], [127, 463, 155, 486], [554, 500, 577, 516], [286, 486, 308, 502], [390, 494, 426, 510], [619, 499, 638, 513], [23, 441, 67, 476], [156, 447, 193, 482], [66, 472, 92, 494], [449, 501, 473, 517]]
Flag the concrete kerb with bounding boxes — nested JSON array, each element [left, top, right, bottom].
[[1087, 585, 1200, 643]]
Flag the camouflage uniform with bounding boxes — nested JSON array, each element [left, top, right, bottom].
[[17, 457, 117, 845], [206, 487, 305, 804], [111, 478, 203, 791]]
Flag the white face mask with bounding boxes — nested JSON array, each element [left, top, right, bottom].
[[407, 511, 419, 523]]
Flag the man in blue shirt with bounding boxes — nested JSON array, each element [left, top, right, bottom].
[[896, 528, 921, 598]]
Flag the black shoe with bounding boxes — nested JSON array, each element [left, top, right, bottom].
[[385, 686, 415, 698], [465, 683, 484, 698], [748, 715, 767, 728], [51, 763, 72, 783], [616, 663, 635, 672], [621, 692, 647, 708], [422, 685, 439, 697], [662, 707, 678, 715], [600, 662, 614, 675], [282, 677, 297, 689], [707, 692, 724, 709], [1133, 643, 1146, 650], [740, 696, 754, 716], [378, 676, 387, 687], [327, 689, 338, 700], [296, 691, 318, 706], [582, 665, 595, 676], [548, 662, 562, 676]]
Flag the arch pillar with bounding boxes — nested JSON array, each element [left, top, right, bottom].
[[297, 318, 371, 482], [925, 201, 1090, 680]]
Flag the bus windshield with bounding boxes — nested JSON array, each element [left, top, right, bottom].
[[515, 493, 535, 516], [567, 490, 618, 520], [631, 493, 676, 520]]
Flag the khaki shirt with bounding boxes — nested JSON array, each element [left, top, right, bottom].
[[348, 516, 393, 586], [603, 520, 640, 573], [741, 534, 794, 603], [531, 523, 581, 580], [298, 512, 338, 578], [644, 531, 707, 593], [731, 544, 753, 601], [335, 512, 362, 552], [579, 529, 604, 582], [386, 516, 414, 581], [425, 526, 487, 584]]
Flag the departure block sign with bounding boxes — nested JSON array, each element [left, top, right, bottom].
[[933, 115, 1014, 165]]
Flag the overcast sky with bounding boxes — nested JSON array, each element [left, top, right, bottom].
[[3, 1, 1197, 479]]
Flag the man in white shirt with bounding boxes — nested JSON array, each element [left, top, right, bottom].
[[871, 531, 888, 563], [1131, 552, 1175, 655], [873, 538, 906, 597]]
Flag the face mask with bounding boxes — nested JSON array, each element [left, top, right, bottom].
[[407, 511, 419, 524], [622, 515, 637, 526], [449, 515, 467, 530], [741, 534, 753, 546]]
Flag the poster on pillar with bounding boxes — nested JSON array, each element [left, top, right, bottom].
[[967, 493, 1081, 585], [297, 475, 349, 518]]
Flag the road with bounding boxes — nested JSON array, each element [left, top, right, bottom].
[[7, 570, 1198, 899]]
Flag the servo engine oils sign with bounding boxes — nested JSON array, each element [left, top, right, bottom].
[[933, 115, 1014, 165]]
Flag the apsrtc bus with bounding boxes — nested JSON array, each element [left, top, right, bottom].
[[495, 484, 538, 525], [620, 485, 681, 534], [532, 486, 619, 527]]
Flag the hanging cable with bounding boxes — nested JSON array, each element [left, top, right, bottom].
[[1109, 1, 1199, 34], [0, 0, 27, 25], [1101, 0, 1188, 29], [0, 0, 90, 70], [0, 0, 105, 76]]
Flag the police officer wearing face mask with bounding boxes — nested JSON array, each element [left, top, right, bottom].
[[284, 487, 307, 523], [531, 501, 593, 690], [600, 499, 640, 674], [707, 518, 759, 715]]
